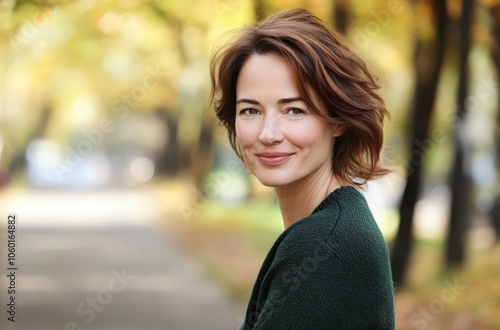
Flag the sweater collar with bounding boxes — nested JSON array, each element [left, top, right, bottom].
[[311, 185, 358, 214]]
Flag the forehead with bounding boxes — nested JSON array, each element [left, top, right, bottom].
[[236, 53, 299, 96]]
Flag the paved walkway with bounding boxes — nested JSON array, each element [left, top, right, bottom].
[[0, 189, 244, 330]]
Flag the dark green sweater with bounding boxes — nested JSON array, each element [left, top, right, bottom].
[[240, 186, 395, 329]]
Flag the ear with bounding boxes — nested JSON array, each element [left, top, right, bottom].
[[331, 124, 345, 138]]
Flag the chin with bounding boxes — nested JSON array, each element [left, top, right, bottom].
[[258, 180, 281, 188], [253, 173, 291, 188]]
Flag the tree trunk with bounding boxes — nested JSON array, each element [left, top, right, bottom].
[[390, 0, 448, 286], [192, 114, 216, 186], [332, 0, 350, 34], [150, 5, 216, 184], [153, 108, 180, 176], [489, 4, 500, 241], [8, 104, 52, 176], [446, 0, 475, 267]]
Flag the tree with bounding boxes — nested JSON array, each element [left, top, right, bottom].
[[332, 0, 350, 34], [488, 3, 500, 241], [446, 0, 475, 267], [391, 0, 449, 286]]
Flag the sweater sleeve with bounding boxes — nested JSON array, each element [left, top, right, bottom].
[[246, 208, 395, 330]]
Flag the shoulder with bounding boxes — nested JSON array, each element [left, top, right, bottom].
[[273, 205, 340, 265], [276, 186, 390, 268]]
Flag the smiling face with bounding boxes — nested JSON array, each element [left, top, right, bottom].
[[235, 53, 343, 188]]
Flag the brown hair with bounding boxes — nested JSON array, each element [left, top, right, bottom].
[[209, 7, 389, 186]]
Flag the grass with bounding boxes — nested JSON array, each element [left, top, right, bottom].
[[395, 242, 500, 329]]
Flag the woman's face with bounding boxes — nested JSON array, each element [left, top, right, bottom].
[[235, 53, 343, 187]]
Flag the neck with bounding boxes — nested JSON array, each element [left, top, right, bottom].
[[274, 165, 345, 229]]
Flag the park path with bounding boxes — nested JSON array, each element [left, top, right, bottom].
[[0, 189, 243, 330]]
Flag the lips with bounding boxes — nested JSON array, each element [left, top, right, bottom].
[[256, 152, 294, 166]]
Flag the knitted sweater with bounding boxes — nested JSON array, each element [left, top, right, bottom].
[[240, 186, 395, 329]]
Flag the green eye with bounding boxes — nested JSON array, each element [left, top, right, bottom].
[[287, 108, 304, 116], [240, 108, 259, 115]]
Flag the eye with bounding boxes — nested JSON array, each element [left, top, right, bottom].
[[286, 108, 305, 116], [239, 108, 260, 116]]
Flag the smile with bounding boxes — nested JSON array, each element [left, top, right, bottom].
[[256, 152, 295, 166]]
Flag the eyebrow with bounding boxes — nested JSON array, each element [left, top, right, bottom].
[[236, 97, 304, 105]]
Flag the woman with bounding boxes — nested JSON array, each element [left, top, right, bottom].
[[209, 7, 395, 330]]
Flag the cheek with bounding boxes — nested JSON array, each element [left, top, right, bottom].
[[287, 129, 315, 147], [286, 123, 327, 148], [235, 120, 257, 148]]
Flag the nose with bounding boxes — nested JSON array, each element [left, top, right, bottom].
[[258, 113, 284, 145]]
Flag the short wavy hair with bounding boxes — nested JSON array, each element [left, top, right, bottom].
[[209, 7, 389, 187]]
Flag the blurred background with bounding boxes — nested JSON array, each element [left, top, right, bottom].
[[0, 0, 499, 329]]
